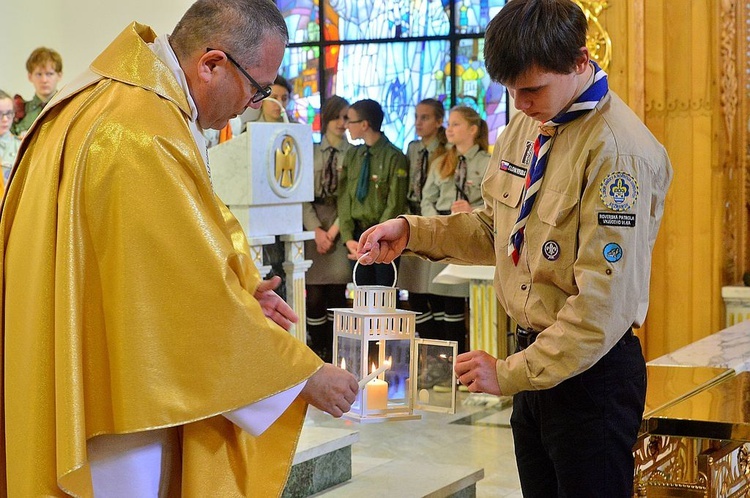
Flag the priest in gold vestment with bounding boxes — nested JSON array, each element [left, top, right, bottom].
[[0, 1, 358, 496]]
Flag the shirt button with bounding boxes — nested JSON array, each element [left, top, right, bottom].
[[521, 284, 528, 291], [502, 192, 509, 198]]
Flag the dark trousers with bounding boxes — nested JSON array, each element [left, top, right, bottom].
[[510, 332, 646, 498], [409, 292, 467, 353], [352, 226, 399, 287], [306, 284, 347, 363]]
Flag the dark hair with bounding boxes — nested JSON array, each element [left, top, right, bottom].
[[438, 106, 489, 179], [320, 95, 349, 135], [171, 0, 288, 68], [273, 74, 292, 94], [350, 99, 384, 132], [484, 0, 587, 86], [26, 47, 63, 73], [417, 98, 447, 157]]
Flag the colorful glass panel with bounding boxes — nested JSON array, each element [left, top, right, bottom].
[[324, 1, 450, 41], [277, 0, 509, 148], [278, 0, 320, 43], [280, 46, 323, 140], [454, 0, 506, 34], [455, 38, 507, 145]]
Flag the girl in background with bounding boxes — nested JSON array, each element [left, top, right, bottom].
[[0, 90, 21, 190], [418, 106, 490, 353], [398, 98, 449, 340], [303, 96, 351, 362]]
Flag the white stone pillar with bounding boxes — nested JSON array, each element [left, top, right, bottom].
[[281, 232, 314, 343]]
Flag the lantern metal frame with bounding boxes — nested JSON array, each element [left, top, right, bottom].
[[332, 263, 421, 423]]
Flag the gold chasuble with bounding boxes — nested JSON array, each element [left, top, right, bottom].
[[0, 23, 322, 497]]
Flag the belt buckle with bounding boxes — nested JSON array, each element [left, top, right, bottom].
[[515, 325, 536, 350]]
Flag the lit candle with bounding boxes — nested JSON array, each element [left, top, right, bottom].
[[365, 378, 388, 411], [358, 360, 391, 389]]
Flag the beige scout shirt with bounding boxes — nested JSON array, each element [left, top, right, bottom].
[[406, 136, 444, 213], [404, 90, 673, 396]]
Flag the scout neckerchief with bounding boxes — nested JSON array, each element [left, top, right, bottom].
[[454, 154, 468, 201], [355, 145, 371, 202], [508, 61, 609, 265], [322, 146, 338, 197], [412, 147, 429, 201]]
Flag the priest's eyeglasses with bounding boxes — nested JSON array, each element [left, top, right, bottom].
[[206, 48, 272, 104]]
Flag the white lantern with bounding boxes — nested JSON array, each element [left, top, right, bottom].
[[333, 263, 420, 422]]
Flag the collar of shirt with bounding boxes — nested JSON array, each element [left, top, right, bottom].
[[148, 34, 209, 171], [555, 62, 598, 135], [457, 143, 481, 161], [420, 136, 441, 154], [320, 134, 347, 154], [360, 134, 389, 156]]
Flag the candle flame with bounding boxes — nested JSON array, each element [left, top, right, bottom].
[[341, 358, 346, 370], [371, 362, 377, 374], [387, 356, 392, 365]]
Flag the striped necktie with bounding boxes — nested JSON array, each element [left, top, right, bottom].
[[454, 155, 468, 201], [322, 147, 338, 197], [413, 147, 429, 201], [508, 62, 609, 265]]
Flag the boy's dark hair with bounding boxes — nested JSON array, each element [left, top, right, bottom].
[[484, 0, 587, 86], [350, 99, 384, 132]]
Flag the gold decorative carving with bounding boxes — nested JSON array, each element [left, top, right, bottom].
[[720, 0, 739, 143], [739, 445, 749, 476], [573, 1, 612, 70]]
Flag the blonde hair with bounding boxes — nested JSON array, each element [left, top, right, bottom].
[[437, 106, 489, 179]]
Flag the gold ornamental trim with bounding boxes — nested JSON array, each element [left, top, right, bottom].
[[573, 0, 612, 71]]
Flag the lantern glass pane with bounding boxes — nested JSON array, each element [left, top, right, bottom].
[[414, 339, 458, 413]]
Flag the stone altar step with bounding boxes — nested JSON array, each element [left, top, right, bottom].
[[312, 457, 485, 498], [283, 426, 360, 498]]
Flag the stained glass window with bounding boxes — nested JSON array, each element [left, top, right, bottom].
[[278, 0, 508, 147]]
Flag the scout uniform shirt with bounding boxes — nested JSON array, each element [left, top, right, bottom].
[[303, 135, 352, 285], [11, 93, 49, 136], [420, 144, 491, 216], [403, 89, 672, 395], [405, 136, 443, 214], [338, 134, 409, 243]]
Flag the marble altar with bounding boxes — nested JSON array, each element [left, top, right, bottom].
[[209, 122, 314, 343]]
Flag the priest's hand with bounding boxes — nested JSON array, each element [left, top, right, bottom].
[[356, 218, 409, 264], [455, 350, 503, 396], [301, 364, 358, 418], [254, 276, 298, 331]]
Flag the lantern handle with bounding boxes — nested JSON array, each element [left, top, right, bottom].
[[352, 258, 398, 288]]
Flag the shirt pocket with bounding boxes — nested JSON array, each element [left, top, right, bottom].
[[531, 190, 579, 269], [483, 168, 525, 250]]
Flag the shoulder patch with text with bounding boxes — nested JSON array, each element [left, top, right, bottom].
[[599, 171, 638, 211], [499, 160, 527, 178], [598, 212, 636, 227]]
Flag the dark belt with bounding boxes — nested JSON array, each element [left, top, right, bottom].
[[437, 209, 451, 215], [354, 220, 373, 232], [515, 325, 634, 351]]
